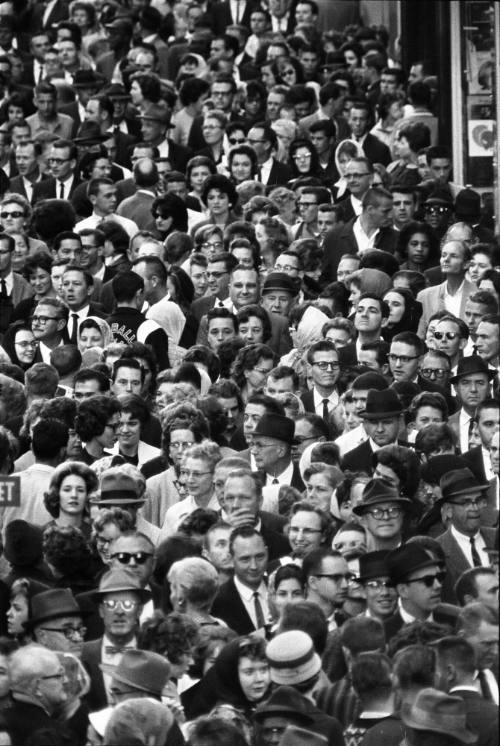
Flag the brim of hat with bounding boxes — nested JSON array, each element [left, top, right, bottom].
[[90, 491, 144, 505], [401, 709, 477, 743], [254, 704, 314, 725], [358, 408, 403, 419], [92, 586, 151, 603], [74, 80, 103, 88], [436, 481, 490, 505], [99, 665, 160, 696], [449, 369, 496, 384], [74, 134, 111, 144], [23, 607, 90, 630], [352, 496, 412, 516], [391, 556, 442, 585], [107, 94, 131, 100], [357, 570, 392, 583], [270, 653, 321, 687]]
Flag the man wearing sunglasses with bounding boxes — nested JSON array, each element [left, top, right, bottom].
[[385, 543, 454, 641], [80, 567, 152, 712], [433, 315, 469, 373]]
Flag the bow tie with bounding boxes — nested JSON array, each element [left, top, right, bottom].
[[105, 645, 133, 656]]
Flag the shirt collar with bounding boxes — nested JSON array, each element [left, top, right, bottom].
[[234, 574, 266, 601]]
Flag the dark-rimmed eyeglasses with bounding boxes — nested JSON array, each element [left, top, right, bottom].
[[364, 579, 394, 591], [388, 353, 419, 364], [314, 572, 355, 583], [433, 331, 459, 341], [41, 626, 86, 639], [31, 314, 59, 324], [365, 506, 402, 519], [311, 361, 339, 370], [420, 367, 449, 380]]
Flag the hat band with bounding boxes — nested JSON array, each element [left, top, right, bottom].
[[409, 705, 466, 732], [268, 649, 314, 670], [99, 490, 139, 501]]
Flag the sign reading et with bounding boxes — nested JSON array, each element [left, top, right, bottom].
[[0, 476, 20, 507]]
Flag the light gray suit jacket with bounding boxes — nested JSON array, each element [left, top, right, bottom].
[[416, 278, 477, 337]]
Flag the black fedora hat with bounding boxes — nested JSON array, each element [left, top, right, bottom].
[[24, 588, 88, 630], [254, 686, 315, 725], [262, 272, 298, 296], [358, 388, 403, 420], [73, 69, 106, 88], [437, 467, 490, 506], [358, 550, 391, 582], [387, 544, 442, 585], [74, 121, 110, 145], [449, 355, 495, 385], [352, 478, 413, 516], [253, 413, 295, 445]]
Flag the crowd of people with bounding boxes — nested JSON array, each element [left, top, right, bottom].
[[0, 0, 497, 745]]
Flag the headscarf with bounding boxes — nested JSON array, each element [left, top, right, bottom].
[[1, 321, 37, 370], [334, 139, 364, 198], [381, 286, 423, 342], [349, 268, 392, 298], [79, 315, 113, 348]]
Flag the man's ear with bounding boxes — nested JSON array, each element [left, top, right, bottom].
[[381, 315, 389, 328]]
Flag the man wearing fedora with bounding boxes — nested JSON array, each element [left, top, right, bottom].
[[26, 588, 88, 657], [433, 635, 498, 746], [342, 388, 406, 474], [448, 356, 496, 454], [261, 272, 299, 320], [253, 685, 319, 746], [384, 543, 459, 640], [436, 468, 496, 604], [59, 69, 107, 138], [80, 568, 151, 712], [357, 550, 398, 622], [352, 479, 412, 552], [401, 687, 478, 746], [250, 413, 305, 498], [139, 102, 191, 173], [85, 94, 136, 169]]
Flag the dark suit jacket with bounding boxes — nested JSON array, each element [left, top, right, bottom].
[[436, 526, 497, 604], [211, 0, 262, 33], [9, 173, 47, 202], [61, 302, 108, 344], [463, 446, 488, 482], [361, 132, 392, 167], [4, 699, 60, 746], [81, 638, 108, 712], [32, 175, 83, 203], [27, 0, 69, 32], [450, 688, 499, 746], [165, 139, 192, 172], [383, 603, 460, 641], [322, 218, 399, 281], [341, 438, 376, 475], [265, 158, 293, 186], [256, 463, 305, 494], [334, 194, 355, 222], [113, 129, 137, 169], [211, 577, 259, 634], [424, 264, 444, 287], [12, 272, 35, 307]]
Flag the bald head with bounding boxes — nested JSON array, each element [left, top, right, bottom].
[[133, 157, 159, 189]]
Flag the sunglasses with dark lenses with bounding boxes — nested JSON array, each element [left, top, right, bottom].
[[110, 552, 153, 565], [425, 205, 450, 214], [406, 571, 446, 588], [433, 331, 459, 341], [228, 137, 246, 145]]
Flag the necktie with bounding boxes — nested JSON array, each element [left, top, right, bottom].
[[38, 65, 44, 83], [272, 477, 279, 484], [470, 536, 482, 567], [253, 591, 265, 629], [322, 398, 329, 421], [59, 181, 65, 199], [70, 313, 79, 345], [0, 277, 7, 298]]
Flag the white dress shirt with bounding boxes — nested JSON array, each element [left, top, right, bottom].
[[2, 270, 13, 296], [443, 280, 465, 317], [259, 156, 274, 185], [313, 387, 339, 417], [38, 339, 63, 363], [450, 525, 488, 567], [353, 217, 380, 254], [101, 634, 137, 703], [75, 212, 139, 238], [335, 423, 368, 457], [67, 304, 90, 340], [459, 408, 473, 453], [398, 598, 433, 624], [265, 459, 294, 487], [233, 576, 270, 630], [230, 0, 246, 23], [350, 194, 363, 217]]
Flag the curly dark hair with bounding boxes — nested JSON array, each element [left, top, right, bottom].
[[160, 402, 210, 458], [74, 395, 121, 441], [43, 524, 94, 579], [137, 610, 200, 664], [229, 343, 274, 390], [44, 461, 98, 519]]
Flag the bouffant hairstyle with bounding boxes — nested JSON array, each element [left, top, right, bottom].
[[137, 610, 200, 664], [201, 174, 238, 210], [42, 524, 94, 579], [74, 395, 121, 441], [230, 343, 274, 390], [44, 461, 98, 518]]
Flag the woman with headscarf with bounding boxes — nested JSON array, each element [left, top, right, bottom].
[[1, 322, 39, 371], [332, 139, 364, 202], [78, 316, 113, 353], [382, 286, 423, 343]]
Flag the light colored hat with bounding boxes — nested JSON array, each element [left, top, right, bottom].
[[266, 630, 321, 686]]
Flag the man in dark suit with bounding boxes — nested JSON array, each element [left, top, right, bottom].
[[211, 0, 262, 32], [247, 122, 292, 186], [251, 413, 305, 493], [434, 635, 499, 745], [81, 567, 152, 713], [218, 467, 290, 562], [347, 100, 391, 167], [59, 69, 107, 138], [211, 525, 270, 634], [462, 399, 498, 523], [301, 340, 341, 427], [27, 0, 69, 33], [384, 543, 460, 642], [322, 185, 398, 282], [59, 266, 107, 344], [32, 139, 82, 203], [436, 468, 497, 604], [140, 102, 191, 173], [342, 389, 405, 475]]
